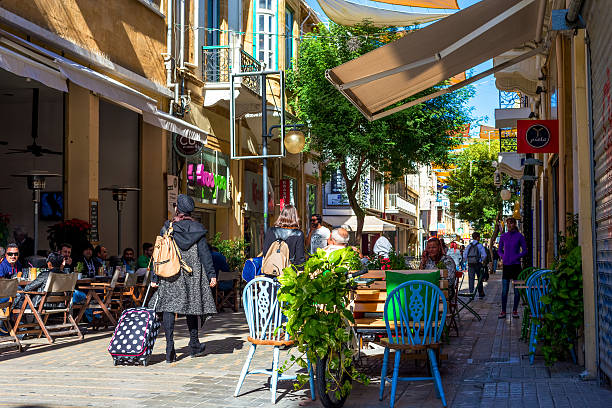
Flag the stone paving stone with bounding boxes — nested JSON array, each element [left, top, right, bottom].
[[1, 273, 612, 407]]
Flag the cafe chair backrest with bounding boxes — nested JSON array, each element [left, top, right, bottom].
[[242, 276, 288, 342], [44, 272, 78, 293], [110, 268, 121, 288], [0, 278, 18, 299], [526, 269, 552, 319], [124, 272, 138, 287], [384, 280, 447, 347]]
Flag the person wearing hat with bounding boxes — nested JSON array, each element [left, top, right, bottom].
[[151, 194, 217, 363]]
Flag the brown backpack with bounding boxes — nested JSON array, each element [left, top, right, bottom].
[[261, 239, 291, 277], [152, 222, 192, 278]]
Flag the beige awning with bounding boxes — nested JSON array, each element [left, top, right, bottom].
[[324, 215, 396, 232], [326, 0, 543, 121]]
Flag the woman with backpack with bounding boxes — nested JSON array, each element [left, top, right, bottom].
[[262, 205, 306, 274], [153, 194, 217, 363]]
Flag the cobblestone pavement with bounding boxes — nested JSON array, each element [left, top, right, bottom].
[[1, 273, 611, 407]]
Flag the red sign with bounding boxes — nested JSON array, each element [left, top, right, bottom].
[[517, 120, 559, 153], [280, 179, 290, 207]]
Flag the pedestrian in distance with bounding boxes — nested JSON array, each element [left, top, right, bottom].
[[306, 214, 330, 254], [463, 232, 487, 298], [446, 242, 462, 273], [498, 217, 527, 319], [152, 194, 217, 363]]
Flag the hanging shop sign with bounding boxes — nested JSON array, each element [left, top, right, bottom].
[[167, 175, 178, 217], [174, 134, 204, 157], [517, 120, 559, 153], [88, 199, 99, 243], [280, 179, 290, 210], [186, 148, 230, 206]]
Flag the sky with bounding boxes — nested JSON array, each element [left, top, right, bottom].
[[304, 0, 498, 133]]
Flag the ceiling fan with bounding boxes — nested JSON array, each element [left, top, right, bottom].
[[6, 88, 62, 157]]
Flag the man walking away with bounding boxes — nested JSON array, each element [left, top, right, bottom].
[[306, 214, 330, 254], [498, 217, 527, 319], [463, 232, 487, 298]]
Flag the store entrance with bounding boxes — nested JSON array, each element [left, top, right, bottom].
[[192, 209, 216, 239]]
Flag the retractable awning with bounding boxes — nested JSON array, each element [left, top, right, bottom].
[[316, 0, 453, 27], [324, 215, 396, 232], [0, 29, 209, 143], [326, 0, 544, 121]]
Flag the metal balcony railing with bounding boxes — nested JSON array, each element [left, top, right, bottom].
[[387, 194, 417, 215], [202, 44, 262, 94]]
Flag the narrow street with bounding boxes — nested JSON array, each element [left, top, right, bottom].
[[1, 272, 610, 408]]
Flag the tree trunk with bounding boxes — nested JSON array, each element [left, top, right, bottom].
[[488, 211, 502, 272], [339, 158, 366, 252]]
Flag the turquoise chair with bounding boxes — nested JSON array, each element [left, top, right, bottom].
[[526, 269, 577, 365], [234, 276, 315, 404], [379, 280, 448, 408]]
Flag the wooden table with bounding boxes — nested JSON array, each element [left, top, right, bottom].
[[73, 282, 117, 325]]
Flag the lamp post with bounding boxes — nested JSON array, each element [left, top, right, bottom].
[[12, 170, 61, 255], [259, 74, 305, 232], [100, 186, 140, 255]]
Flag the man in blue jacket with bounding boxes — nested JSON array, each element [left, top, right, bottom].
[[0, 244, 21, 278]]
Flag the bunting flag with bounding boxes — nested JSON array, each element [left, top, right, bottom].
[[316, 0, 454, 27]]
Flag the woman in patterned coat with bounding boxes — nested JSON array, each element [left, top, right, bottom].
[[152, 194, 217, 363]]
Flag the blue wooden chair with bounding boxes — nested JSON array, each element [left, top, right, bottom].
[[379, 280, 448, 408], [526, 269, 552, 364], [526, 269, 577, 365], [234, 276, 315, 404]]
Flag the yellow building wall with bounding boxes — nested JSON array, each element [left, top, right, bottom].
[[0, 0, 167, 85]]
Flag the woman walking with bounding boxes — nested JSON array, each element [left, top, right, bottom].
[[153, 194, 217, 363], [263, 205, 306, 269]]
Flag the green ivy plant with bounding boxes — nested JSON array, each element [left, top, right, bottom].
[[278, 247, 369, 398], [538, 215, 583, 366]]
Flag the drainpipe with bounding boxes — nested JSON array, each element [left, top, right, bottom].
[[556, 34, 566, 234], [566, 0, 585, 25], [179, 0, 186, 70], [165, 0, 178, 113]]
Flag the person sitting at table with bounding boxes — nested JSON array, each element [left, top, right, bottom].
[[0, 246, 5, 264], [122, 247, 136, 273], [419, 237, 457, 288], [94, 245, 108, 266], [0, 244, 22, 278], [59, 243, 73, 272], [322, 228, 350, 255], [78, 243, 101, 278], [137, 243, 154, 269], [209, 244, 230, 292], [14, 252, 65, 310]]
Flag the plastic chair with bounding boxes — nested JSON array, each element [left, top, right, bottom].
[[234, 277, 315, 404], [379, 280, 448, 408]]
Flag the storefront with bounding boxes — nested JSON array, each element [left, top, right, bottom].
[[184, 146, 231, 237], [243, 170, 274, 257]]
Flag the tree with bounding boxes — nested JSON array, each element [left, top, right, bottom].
[[445, 140, 506, 247], [287, 23, 474, 241]]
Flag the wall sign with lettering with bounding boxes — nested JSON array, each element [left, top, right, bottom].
[[89, 199, 99, 243], [517, 120, 559, 153], [185, 147, 230, 206]]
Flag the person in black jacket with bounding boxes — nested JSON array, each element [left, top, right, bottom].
[[151, 194, 217, 363], [263, 204, 306, 268], [14, 252, 65, 310]]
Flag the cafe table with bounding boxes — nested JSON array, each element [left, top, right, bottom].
[[73, 278, 117, 326]]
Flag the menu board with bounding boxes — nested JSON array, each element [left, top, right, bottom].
[[89, 199, 99, 243]]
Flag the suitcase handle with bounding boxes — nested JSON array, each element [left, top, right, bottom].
[[143, 283, 158, 310]]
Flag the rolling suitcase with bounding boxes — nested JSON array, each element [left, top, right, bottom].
[[108, 285, 160, 366]]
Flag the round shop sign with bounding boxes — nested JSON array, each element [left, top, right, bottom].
[[525, 124, 551, 149], [174, 134, 203, 157]]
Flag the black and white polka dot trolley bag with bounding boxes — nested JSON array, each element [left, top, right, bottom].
[[108, 285, 160, 366]]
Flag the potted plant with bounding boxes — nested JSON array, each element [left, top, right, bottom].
[[47, 218, 91, 255], [209, 232, 247, 272]]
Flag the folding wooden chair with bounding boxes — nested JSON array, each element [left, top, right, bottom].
[[13, 273, 83, 344], [215, 271, 241, 312], [109, 272, 139, 316], [0, 279, 22, 351], [133, 268, 151, 306]]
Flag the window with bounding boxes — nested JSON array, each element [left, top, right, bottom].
[[256, 0, 276, 69], [207, 0, 221, 47], [285, 6, 294, 69]]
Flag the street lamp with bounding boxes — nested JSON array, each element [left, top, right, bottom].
[[284, 129, 306, 154], [100, 185, 140, 255], [12, 170, 61, 255]]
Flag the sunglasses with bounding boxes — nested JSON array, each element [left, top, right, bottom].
[[6, 252, 18, 256]]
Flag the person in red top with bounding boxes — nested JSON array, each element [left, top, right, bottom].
[[0, 243, 21, 278]]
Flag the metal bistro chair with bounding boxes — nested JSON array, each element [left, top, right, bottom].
[[525, 269, 552, 364], [457, 270, 481, 321], [379, 280, 448, 408], [0, 278, 22, 351], [234, 277, 315, 404]]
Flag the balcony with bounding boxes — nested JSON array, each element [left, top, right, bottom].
[[201, 35, 263, 112], [387, 194, 417, 216]]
